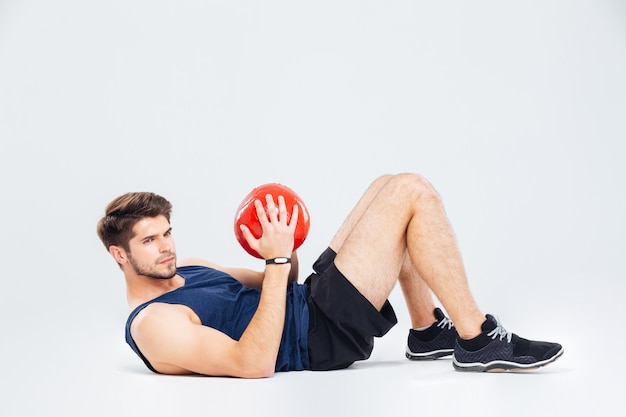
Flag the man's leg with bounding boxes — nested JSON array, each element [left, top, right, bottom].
[[328, 175, 440, 328], [398, 254, 437, 328], [332, 173, 563, 371], [399, 253, 460, 360], [333, 173, 484, 338]]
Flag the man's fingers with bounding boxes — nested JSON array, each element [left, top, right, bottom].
[[239, 223, 255, 245], [263, 194, 279, 220], [277, 195, 287, 222], [290, 203, 299, 230]]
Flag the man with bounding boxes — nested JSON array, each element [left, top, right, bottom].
[[97, 173, 563, 377]]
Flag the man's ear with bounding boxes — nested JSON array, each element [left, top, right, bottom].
[[109, 245, 128, 265]]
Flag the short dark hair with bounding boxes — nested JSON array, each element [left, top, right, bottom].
[[97, 192, 173, 253]]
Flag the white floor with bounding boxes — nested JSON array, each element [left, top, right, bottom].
[[2, 1, 625, 416], [5, 271, 624, 417]]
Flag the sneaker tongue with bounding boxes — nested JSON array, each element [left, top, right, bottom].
[[482, 314, 498, 332], [434, 308, 445, 322]]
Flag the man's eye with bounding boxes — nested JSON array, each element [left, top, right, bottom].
[[143, 238, 153, 244]]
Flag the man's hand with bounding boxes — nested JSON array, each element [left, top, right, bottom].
[[239, 194, 299, 261]]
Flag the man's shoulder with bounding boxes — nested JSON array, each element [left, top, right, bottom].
[[132, 302, 200, 333]]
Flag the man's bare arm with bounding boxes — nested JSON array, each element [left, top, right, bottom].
[[177, 250, 299, 290], [131, 261, 291, 378]]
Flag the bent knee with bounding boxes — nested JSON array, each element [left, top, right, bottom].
[[372, 174, 394, 185], [391, 173, 440, 201]]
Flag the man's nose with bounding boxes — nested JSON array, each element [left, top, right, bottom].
[[159, 239, 172, 252]]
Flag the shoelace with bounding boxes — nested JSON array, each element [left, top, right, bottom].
[[437, 316, 454, 330], [486, 316, 512, 343]]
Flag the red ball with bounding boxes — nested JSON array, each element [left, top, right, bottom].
[[234, 183, 311, 259]]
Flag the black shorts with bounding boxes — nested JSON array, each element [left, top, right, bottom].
[[305, 247, 398, 371]]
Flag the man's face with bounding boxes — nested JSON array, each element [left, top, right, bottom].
[[126, 215, 177, 280]]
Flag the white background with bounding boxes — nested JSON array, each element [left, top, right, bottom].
[[1, 1, 624, 416]]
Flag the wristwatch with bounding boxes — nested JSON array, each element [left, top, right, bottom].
[[265, 257, 291, 265]]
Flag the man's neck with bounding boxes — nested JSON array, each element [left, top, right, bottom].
[[125, 273, 185, 310]]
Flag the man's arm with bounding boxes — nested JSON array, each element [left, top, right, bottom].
[[131, 261, 291, 378], [225, 251, 299, 287], [177, 251, 299, 290]]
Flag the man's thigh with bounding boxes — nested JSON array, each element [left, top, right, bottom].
[[333, 181, 413, 309]]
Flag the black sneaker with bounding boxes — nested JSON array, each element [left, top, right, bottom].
[[406, 308, 458, 360], [453, 314, 564, 372]]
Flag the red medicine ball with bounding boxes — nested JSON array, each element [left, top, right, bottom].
[[234, 183, 311, 259]]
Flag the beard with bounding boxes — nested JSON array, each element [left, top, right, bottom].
[[128, 252, 177, 280]]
